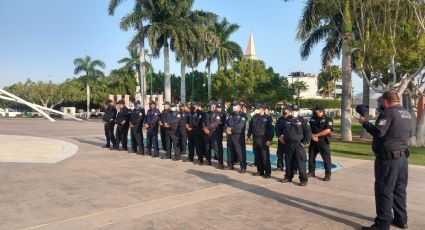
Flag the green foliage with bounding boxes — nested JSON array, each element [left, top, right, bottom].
[[318, 65, 342, 98], [298, 98, 340, 109], [212, 59, 294, 108]]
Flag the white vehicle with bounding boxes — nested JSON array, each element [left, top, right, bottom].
[[0, 108, 22, 118]]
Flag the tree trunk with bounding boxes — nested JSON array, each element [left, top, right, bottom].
[[207, 65, 212, 100], [341, 33, 352, 141], [360, 77, 370, 138], [180, 61, 186, 103], [86, 83, 90, 120], [139, 21, 146, 107], [416, 109, 425, 147], [164, 41, 171, 102]]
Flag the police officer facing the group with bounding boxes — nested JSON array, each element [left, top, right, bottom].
[[203, 101, 223, 168], [274, 105, 292, 171], [279, 105, 311, 186], [308, 105, 333, 181], [115, 99, 131, 151], [129, 101, 145, 155], [145, 101, 160, 157], [247, 103, 274, 178], [163, 103, 182, 160], [102, 99, 117, 149], [216, 101, 227, 162], [226, 101, 247, 173], [359, 91, 412, 230]]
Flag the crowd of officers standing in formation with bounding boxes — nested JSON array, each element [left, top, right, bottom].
[[102, 98, 334, 186]]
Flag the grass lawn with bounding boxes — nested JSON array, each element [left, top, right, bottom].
[[332, 120, 363, 136]]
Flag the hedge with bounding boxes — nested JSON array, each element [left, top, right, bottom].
[[298, 99, 340, 109]]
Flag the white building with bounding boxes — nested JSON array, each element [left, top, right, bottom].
[[287, 72, 342, 99]]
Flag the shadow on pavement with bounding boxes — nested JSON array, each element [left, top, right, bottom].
[[186, 169, 373, 229]]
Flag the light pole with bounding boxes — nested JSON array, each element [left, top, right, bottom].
[[232, 58, 238, 100]]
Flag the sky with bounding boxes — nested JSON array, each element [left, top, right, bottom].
[[0, 0, 363, 93]]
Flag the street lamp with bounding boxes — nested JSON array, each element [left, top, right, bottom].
[[232, 58, 239, 100]]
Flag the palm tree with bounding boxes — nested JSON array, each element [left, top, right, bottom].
[[206, 17, 243, 100], [297, 0, 353, 141], [73, 55, 106, 118], [173, 11, 218, 103], [109, 0, 149, 107], [118, 46, 141, 84], [318, 65, 342, 98], [141, 0, 194, 102]]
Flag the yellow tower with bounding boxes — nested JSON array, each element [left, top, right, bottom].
[[244, 33, 257, 60]]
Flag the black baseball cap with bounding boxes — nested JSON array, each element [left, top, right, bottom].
[[311, 105, 325, 111], [233, 100, 243, 106], [163, 101, 171, 106], [117, 99, 125, 105], [256, 103, 266, 109]]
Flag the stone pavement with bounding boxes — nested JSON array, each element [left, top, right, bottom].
[[0, 119, 424, 230]]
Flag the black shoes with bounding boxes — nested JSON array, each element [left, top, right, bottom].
[[280, 178, 292, 183], [252, 172, 264, 176], [263, 175, 271, 179], [226, 166, 235, 170], [307, 172, 315, 178], [206, 160, 212, 166], [299, 180, 308, 186], [273, 167, 283, 171], [217, 164, 224, 170], [239, 168, 246, 173], [361, 225, 381, 230], [324, 174, 331, 181], [103, 145, 110, 148], [161, 156, 170, 159], [391, 220, 408, 229]]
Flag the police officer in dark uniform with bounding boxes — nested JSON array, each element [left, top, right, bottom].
[[163, 103, 182, 161], [115, 99, 131, 151], [247, 103, 274, 178], [129, 101, 145, 155], [226, 101, 247, 173], [188, 102, 206, 164], [159, 102, 171, 151], [308, 105, 333, 181], [360, 91, 412, 230], [202, 101, 223, 169], [216, 100, 226, 161], [280, 105, 311, 186], [145, 101, 160, 157], [178, 103, 189, 156], [102, 99, 117, 149], [186, 102, 196, 162], [274, 105, 292, 171]]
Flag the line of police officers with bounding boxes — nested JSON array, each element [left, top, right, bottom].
[[102, 98, 334, 186]]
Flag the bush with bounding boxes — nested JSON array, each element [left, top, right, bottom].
[[298, 99, 340, 109]]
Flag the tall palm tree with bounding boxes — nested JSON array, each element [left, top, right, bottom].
[[206, 17, 242, 100], [118, 46, 141, 85], [318, 65, 342, 98], [142, 0, 194, 102], [73, 55, 106, 118], [109, 0, 149, 106], [291, 81, 309, 106], [173, 11, 218, 103], [297, 0, 353, 141]]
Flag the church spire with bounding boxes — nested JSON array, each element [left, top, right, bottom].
[[244, 33, 257, 60]]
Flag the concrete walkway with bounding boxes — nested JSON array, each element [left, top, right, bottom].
[[0, 119, 424, 230]]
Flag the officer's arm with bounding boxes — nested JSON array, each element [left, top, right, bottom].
[[208, 114, 221, 130], [267, 118, 274, 142], [112, 108, 117, 119], [232, 115, 247, 133], [302, 121, 312, 145], [362, 112, 392, 138], [247, 118, 253, 138]]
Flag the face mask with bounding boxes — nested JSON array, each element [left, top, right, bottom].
[[254, 109, 259, 114], [291, 111, 299, 117], [232, 106, 237, 112], [171, 107, 176, 111]]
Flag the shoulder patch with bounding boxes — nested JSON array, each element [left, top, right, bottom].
[[241, 117, 246, 121], [328, 121, 332, 126], [177, 114, 181, 118], [378, 119, 386, 126]]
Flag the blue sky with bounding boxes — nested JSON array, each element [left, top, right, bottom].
[[0, 0, 362, 93]]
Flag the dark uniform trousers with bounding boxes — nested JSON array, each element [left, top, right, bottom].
[[116, 124, 129, 149], [374, 156, 408, 229], [104, 122, 116, 147], [179, 127, 187, 155], [189, 129, 205, 161], [217, 128, 224, 160], [253, 136, 271, 176], [187, 130, 195, 159], [227, 133, 246, 169], [131, 126, 144, 153], [160, 126, 167, 151], [285, 142, 308, 181], [276, 142, 285, 169], [205, 132, 221, 163], [166, 128, 181, 159], [146, 127, 159, 156], [308, 138, 332, 175]]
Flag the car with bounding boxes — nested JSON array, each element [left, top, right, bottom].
[[0, 108, 22, 118]]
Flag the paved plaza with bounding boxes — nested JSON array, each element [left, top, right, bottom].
[[0, 119, 424, 230]]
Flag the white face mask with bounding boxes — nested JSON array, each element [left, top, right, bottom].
[[232, 106, 237, 112], [291, 111, 299, 117], [254, 109, 259, 114], [171, 107, 176, 111]]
